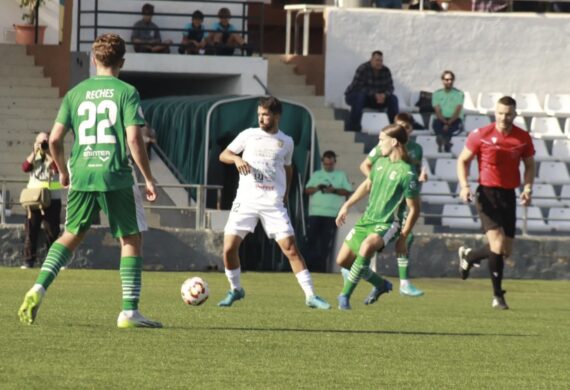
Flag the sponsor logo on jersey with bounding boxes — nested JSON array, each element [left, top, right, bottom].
[[83, 145, 111, 162], [491, 137, 497, 144], [389, 171, 397, 180]]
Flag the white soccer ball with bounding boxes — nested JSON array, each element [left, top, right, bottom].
[[181, 277, 209, 306]]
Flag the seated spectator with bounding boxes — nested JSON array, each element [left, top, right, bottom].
[[344, 50, 399, 131], [207, 7, 251, 56], [179, 10, 208, 55], [431, 70, 464, 153], [374, 0, 403, 9], [472, 0, 508, 12], [131, 3, 172, 53]]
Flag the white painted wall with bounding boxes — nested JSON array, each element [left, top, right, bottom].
[[325, 8, 570, 108], [0, 0, 60, 44]]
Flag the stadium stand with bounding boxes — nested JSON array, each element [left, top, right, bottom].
[[441, 204, 479, 230], [420, 181, 457, 204], [513, 116, 528, 131], [564, 118, 570, 138], [416, 135, 452, 158], [463, 91, 478, 114], [463, 114, 491, 132], [559, 185, 570, 206], [530, 117, 565, 139], [361, 112, 390, 135], [533, 138, 554, 161], [544, 93, 570, 117], [512, 93, 544, 116], [411, 113, 427, 130], [526, 184, 560, 207], [551, 139, 570, 162], [537, 161, 570, 184], [516, 206, 550, 232], [450, 136, 467, 157], [547, 208, 570, 232], [433, 158, 459, 181], [476, 92, 503, 115]]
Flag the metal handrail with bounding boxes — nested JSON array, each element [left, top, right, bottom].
[[76, 0, 265, 55], [0, 178, 222, 229]]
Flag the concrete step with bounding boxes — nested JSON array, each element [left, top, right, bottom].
[[315, 119, 345, 132], [0, 97, 61, 109], [0, 65, 44, 77], [0, 77, 52, 88], [308, 107, 335, 121], [280, 95, 325, 108], [0, 118, 54, 130], [0, 53, 35, 66], [267, 71, 306, 85], [0, 107, 57, 118], [271, 84, 315, 97], [0, 86, 58, 98]]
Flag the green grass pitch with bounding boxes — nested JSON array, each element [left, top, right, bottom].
[[1, 267, 569, 389]]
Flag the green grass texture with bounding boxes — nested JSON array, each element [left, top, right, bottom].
[[1, 267, 569, 389]]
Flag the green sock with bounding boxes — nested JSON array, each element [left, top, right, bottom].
[[361, 266, 386, 289], [341, 255, 370, 297], [120, 256, 142, 311], [35, 243, 72, 289], [398, 256, 409, 280]]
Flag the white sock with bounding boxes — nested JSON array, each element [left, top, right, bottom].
[[31, 284, 46, 296], [400, 279, 410, 288], [225, 267, 241, 290], [295, 269, 315, 298], [123, 310, 138, 317]]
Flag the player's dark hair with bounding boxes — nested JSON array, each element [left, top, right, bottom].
[[142, 3, 154, 15], [92, 33, 125, 68], [441, 70, 455, 80], [498, 96, 517, 109], [383, 124, 411, 163], [218, 7, 231, 18], [192, 10, 204, 20], [395, 113, 413, 135], [371, 50, 383, 57], [322, 150, 337, 161], [258, 96, 282, 115]]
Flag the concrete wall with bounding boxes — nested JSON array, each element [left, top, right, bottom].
[[0, 0, 60, 44], [1, 226, 569, 279], [324, 8, 570, 108]]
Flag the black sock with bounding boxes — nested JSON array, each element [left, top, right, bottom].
[[466, 245, 491, 263], [488, 252, 504, 297]]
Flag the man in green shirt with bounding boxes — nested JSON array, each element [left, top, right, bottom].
[[336, 124, 421, 309], [359, 113, 426, 297], [18, 33, 162, 328], [432, 70, 464, 152], [304, 151, 352, 272]]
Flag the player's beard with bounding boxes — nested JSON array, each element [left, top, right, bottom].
[[260, 118, 275, 132]]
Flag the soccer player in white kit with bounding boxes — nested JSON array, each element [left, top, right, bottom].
[[218, 97, 331, 309]]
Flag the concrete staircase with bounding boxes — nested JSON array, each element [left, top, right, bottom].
[[265, 55, 367, 188]]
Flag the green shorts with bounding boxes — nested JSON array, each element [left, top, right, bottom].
[[345, 220, 401, 256], [65, 186, 147, 238]]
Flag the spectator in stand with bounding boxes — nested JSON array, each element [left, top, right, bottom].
[[431, 70, 464, 153], [374, 0, 403, 9], [131, 3, 172, 53], [179, 10, 208, 55], [345, 50, 399, 131], [208, 7, 251, 56], [472, 0, 508, 12], [21, 132, 63, 269], [304, 151, 352, 273]]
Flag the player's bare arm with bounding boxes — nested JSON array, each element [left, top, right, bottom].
[[395, 196, 420, 256], [126, 125, 157, 202], [520, 156, 535, 206], [219, 148, 250, 175], [360, 157, 372, 177], [457, 147, 474, 203], [336, 178, 371, 226], [49, 122, 70, 187]]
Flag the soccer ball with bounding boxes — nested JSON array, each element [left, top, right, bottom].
[[181, 277, 209, 306]]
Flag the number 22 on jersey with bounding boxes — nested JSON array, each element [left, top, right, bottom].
[[77, 100, 118, 145]]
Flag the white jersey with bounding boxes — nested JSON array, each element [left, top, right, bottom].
[[227, 127, 294, 206]]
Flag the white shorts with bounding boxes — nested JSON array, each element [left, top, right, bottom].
[[224, 201, 295, 241]]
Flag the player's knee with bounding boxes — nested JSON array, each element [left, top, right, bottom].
[[120, 233, 141, 247]]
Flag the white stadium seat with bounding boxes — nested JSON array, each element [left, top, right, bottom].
[[559, 185, 570, 206], [477, 92, 504, 115], [411, 113, 427, 130], [463, 91, 478, 114], [530, 117, 564, 139], [421, 158, 433, 177], [454, 181, 478, 198], [450, 137, 467, 157], [544, 94, 570, 117], [516, 206, 550, 232], [420, 181, 457, 204], [434, 158, 458, 181], [442, 204, 479, 229], [395, 91, 414, 113], [551, 139, 570, 162], [532, 139, 554, 161], [528, 184, 559, 207], [513, 116, 528, 131], [361, 112, 390, 135], [564, 118, 570, 138], [512, 93, 544, 116], [415, 135, 452, 158], [463, 114, 491, 132], [537, 161, 570, 184], [547, 207, 570, 232]]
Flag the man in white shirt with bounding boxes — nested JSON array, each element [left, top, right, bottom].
[[218, 96, 331, 309]]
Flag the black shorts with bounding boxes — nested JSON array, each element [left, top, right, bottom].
[[475, 185, 516, 238]]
